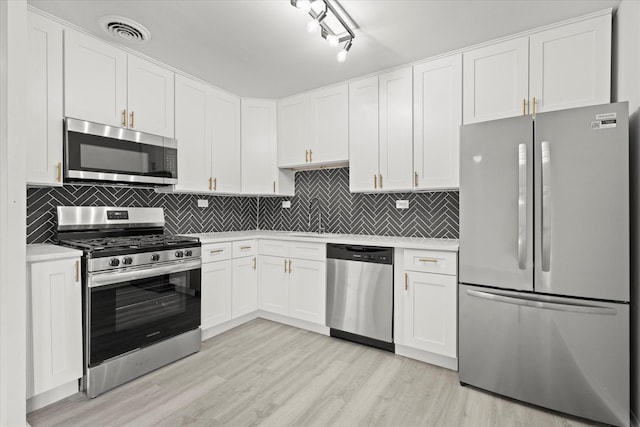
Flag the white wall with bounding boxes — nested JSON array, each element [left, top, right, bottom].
[[0, 0, 27, 425], [612, 0, 640, 425]]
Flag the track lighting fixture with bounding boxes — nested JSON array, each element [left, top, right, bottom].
[[290, 0, 355, 63]]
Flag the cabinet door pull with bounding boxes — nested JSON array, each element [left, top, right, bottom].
[[56, 162, 62, 182], [121, 109, 127, 127], [240, 246, 251, 250], [130, 111, 135, 128], [75, 260, 80, 283], [522, 99, 527, 116], [532, 96, 537, 116], [309, 149, 312, 162], [414, 171, 418, 187], [284, 259, 287, 273], [419, 257, 438, 263], [404, 272, 408, 290], [379, 174, 383, 189], [209, 177, 213, 191], [288, 259, 292, 273], [374, 174, 377, 189], [305, 149, 309, 163], [213, 177, 217, 191], [252, 257, 256, 270], [210, 249, 224, 254], [273, 180, 276, 193]]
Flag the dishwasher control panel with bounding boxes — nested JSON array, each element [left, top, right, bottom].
[[326, 244, 393, 265]]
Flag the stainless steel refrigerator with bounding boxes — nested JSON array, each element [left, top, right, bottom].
[[459, 102, 630, 427]]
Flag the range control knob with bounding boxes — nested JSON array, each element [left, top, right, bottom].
[[175, 250, 184, 258], [151, 253, 160, 262], [109, 258, 120, 267], [184, 249, 193, 257], [122, 257, 133, 265]]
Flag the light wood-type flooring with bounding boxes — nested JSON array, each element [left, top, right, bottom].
[[28, 319, 595, 427]]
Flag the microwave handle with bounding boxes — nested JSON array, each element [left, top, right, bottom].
[[88, 259, 201, 288]]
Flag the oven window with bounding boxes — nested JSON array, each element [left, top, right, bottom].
[[67, 131, 172, 177], [90, 268, 200, 366]]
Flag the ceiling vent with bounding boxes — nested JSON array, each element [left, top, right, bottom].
[[99, 16, 151, 43]]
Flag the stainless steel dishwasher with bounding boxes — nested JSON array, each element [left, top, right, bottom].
[[326, 244, 394, 352]]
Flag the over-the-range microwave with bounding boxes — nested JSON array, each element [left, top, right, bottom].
[[64, 117, 178, 186]]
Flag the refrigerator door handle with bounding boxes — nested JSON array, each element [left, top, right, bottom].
[[541, 141, 551, 272], [518, 143, 527, 269], [466, 289, 617, 315]]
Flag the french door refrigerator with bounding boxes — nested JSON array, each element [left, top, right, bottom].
[[459, 102, 629, 427]]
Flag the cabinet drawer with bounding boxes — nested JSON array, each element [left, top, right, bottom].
[[233, 240, 257, 258], [290, 241, 326, 262], [202, 243, 232, 263], [259, 240, 290, 258], [404, 250, 456, 275]]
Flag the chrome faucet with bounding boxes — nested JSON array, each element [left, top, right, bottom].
[[308, 197, 325, 234]]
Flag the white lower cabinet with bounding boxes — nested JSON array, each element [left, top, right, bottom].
[[258, 240, 326, 326], [201, 259, 232, 329], [396, 248, 458, 370], [27, 256, 83, 399], [232, 254, 258, 318]]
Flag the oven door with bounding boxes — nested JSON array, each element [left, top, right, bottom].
[[65, 118, 178, 185], [86, 259, 200, 367]]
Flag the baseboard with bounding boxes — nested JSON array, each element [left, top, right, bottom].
[[27, 380, 80, 413], [202, 312, 259, 341], [257, 311, 330, 336], [395, 344, 458, 371]]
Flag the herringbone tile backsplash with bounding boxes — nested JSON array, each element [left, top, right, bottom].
[[258, 168, 459, 239], [26, 168, 458, 244]]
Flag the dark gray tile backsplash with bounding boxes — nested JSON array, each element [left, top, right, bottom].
[[26, 168, 458, 244]]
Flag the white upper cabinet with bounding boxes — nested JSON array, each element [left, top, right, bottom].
[[65, 29, 174, 137], [242, 99, 294, 196], [349, 68, 413, 193], [463, 12, 611, 124], [349, 76, 379, 192], [463, 37, 529, 124], [529, 14, 611, 114], [126, 55, 175, 137], [65, 29, 127, 128], [379, 67, 414, 191], [413, 54, 462, 190], [308, 83, 349, 165], [27, 11, 64, 186], [278, 83, 349, 168], [277, 93, 309, 167], [209, 88, 241, 193], [174, 75, 211, 193]]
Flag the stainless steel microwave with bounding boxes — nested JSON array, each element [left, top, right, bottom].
[[64, 118, 178, 186]]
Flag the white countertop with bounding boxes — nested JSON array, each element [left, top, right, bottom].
[[182, 230, 459, 251], [26, 244, 83, 262]]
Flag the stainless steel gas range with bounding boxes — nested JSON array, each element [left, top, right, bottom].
[[56, 206, 202, 398]]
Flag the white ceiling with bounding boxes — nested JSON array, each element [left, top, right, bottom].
[[28, 0, 621, 99]]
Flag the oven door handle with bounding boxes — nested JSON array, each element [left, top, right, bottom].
[[88, 259, 201, 288]]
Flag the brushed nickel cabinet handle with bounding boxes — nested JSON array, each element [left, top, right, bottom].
[[209, 177, 213, 191], [273, 180, 276, 193], [121, 109, 127, 127], [309, 149, 312, 162], [405, 272, 408, 290], [288, 259, 292, 273], [284, 259, 287, 273], [374, 175, 377, 189], [130, 111, 135, 128], [252, 257, 256, 270], [532, 96, 537, 116], [379, 174, 383, 189], [75, 260, 80, 283], [209, 249, 224, 254], [56, 162, 62, 182], [213, 177, 217, 191], [240, 246, 251, 250], [419, 258, 438, 263], [522, 99, 527, 116], [414, 171, 418, 187], [305, 149, 309, 162]]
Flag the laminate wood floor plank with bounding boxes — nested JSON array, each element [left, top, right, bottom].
[[28, 319, 596, 427]]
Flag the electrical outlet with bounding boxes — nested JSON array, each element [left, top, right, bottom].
[[197, 199, 209, 208], [282, 201, 291, 209], [396, 200, 409, 209]]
